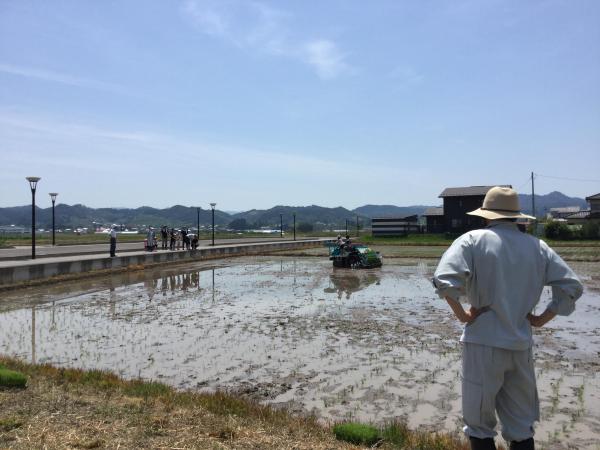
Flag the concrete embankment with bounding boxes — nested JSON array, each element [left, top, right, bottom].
[[0, 239, 328, 289]]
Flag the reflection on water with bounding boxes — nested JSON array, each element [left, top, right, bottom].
[[31, 306, 35, 364], [324, 271, 380, 299], [1, 258, 599, 449]]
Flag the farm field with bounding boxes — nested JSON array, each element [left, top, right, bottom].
[[1, 257, 598, 449]]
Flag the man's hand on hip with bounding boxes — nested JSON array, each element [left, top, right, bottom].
[[445, 297, 481, 324], [527, 309, 557, 327]]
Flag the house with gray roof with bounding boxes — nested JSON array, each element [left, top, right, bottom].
[[438, 185, 511, 233], [423, 206, 444, 233], [548, 206, 581, 219], [565, 193, 600, 224], [587, 193, 600, 218]]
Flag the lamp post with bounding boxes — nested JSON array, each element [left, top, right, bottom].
[[26, 177, 41, 259], [196, 207, 200, 242], [49, 193, 58, 246], [293, 213, 296, 241], [280, 213, 283, 238], [210, 203, 216, 246]]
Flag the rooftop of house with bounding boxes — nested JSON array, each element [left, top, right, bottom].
[[438, 185, 512, 198], [550, 206, 581, 213], [372, 215, 419, 221], [586, 193, 600, 201], [423, 207, 444, 216], [565, 210, 591, 219]]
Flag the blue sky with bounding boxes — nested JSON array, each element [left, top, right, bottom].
[[1, 0, 599, 210]]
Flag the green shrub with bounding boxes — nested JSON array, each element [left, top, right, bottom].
[[333, 422, 380, 446], [0, 367, 27, 389], [544, 220, 573, 240], [581, 222, 600, 240]]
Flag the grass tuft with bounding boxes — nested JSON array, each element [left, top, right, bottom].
[[333, 422, 380, 446], [124, 380, 171, 398], [381, 421, 410, 447], [0, 417, 23, 432], [0, 366, 27, 388]]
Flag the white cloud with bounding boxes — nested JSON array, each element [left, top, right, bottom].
[[0, 63, 127, 94], [0, 111, 436, 208], [0, 111, 419, 185], [182, 0, 288, 49], [302, 40, 349, 80], [0, 114, 153, 144], [181, 0, 351, 80]]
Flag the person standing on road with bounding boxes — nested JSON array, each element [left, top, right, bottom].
[[432, 186, 583, 450], [147, 227, 156, 251], [169, 228, 176, 251], [109, 226, 117, 257], [180, 228, 188, 250], [161, 226, 168, 249]]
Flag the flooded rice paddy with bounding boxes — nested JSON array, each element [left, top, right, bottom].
[[1, 257, 599, 449]]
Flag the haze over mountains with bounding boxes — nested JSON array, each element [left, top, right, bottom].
[[0, 191, 590, 230]]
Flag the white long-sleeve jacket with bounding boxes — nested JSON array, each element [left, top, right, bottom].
[[433, 221, 583, 350]]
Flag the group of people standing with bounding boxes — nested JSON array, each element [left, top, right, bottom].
[[159, 226, 199, 251], [109, 225, 200, 257]]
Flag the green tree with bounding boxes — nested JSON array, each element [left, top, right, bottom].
[[297, 222, 314, 232], [544, 220, 573, 240], [228, 218, 250, 230]]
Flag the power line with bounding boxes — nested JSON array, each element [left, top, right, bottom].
[[516, 175, 533, 191], [535, 173, 600, 183]]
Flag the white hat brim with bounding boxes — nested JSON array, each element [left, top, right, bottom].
[[467, 208, 535, 221]]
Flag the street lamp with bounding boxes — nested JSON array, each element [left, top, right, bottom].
[[196, 207, 200, 243], [293, 213, 296, 241], [26, 177, 41, 259], [210, 203, 216, 246], [49, 193, 58, 246], [280, 213, 283, 238]]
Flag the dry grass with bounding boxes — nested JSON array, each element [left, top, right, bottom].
[[0, 357, 475, 450], [0, 356, 359, 449]]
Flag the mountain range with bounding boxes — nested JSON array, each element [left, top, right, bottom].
[[0, 191, 590, 230]]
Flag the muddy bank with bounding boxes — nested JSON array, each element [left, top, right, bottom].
[[1, 257, 599, 449]]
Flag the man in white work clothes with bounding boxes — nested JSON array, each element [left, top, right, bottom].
[[432, 186, 583, 450], [109, 225, 117, 257]]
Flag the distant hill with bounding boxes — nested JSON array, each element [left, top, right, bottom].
[[231, 205, 368, 228], [518, 191, 588, 216], [0, 204, 231, 229], [352, 204, 431, 218], [0, 191, 589, 229]]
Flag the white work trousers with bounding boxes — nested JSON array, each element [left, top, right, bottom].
[[462, 342, 539, 443]]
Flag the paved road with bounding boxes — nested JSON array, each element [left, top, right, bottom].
[[0, 237, 319, 261]]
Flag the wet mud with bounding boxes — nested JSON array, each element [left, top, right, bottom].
[[0, 257, 599, 449]]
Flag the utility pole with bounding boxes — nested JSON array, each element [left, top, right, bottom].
[[531, 171, 536, 235], [356, 216, 359, 237]]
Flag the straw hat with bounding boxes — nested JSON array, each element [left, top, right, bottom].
[[467, 186, 535, 220]]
